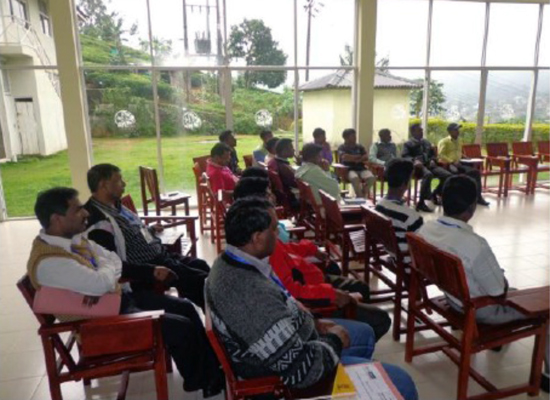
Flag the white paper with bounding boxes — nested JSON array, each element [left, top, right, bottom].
[[345, 363, 404, 400]]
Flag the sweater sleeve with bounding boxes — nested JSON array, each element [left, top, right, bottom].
[[283, 240, 318, 258]]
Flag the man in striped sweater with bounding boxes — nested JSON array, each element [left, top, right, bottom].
[[375, 158, 424, 265]]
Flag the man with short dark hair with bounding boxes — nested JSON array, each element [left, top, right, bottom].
[[267, 138, 299, 207], [253, 130, 274, 163], [264, 137, 279, 164], [375, 158, 423, 264], [369, 128, 397, 166], [337, 128, 375, 198], [296, 143, 340, 204], [219, 130, 241, 175], [402, 123, 451, 213], [206, 142, 239, 192], [438, 123, 489, 206], [206, 197, 418, 399], [312, 127, 333, 164], [84, 164, 210, 309], [30, 187, 223, 397]]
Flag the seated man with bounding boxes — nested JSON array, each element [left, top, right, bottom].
[[369, 128, 397, 166], [337, 128, 375, 198], [29, 187, 223, 397], [252, 129, 274, 164], [312, 127, 333, 164], [375, 158, 424, 265], [206, 142, 239, 193], [232, 177, 391, 341], [402, 123, 450, 213], [267, 138, 299, 206], [206, 197, 417, 398], [264, 136, 279, 165], [296, 143, 340, 204], [418, 175, 548, 390], [84, 164, 210, 309], [437, 123, 489, 206], [219, 130, 241, 175]]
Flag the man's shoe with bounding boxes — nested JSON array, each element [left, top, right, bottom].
[[430, 195, 441, 206], [416, 201, 434, 213], [541, 373, 549, 393], [477, 198, 490, 206]]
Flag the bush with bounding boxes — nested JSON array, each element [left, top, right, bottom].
[[410, 118, 550, 145]]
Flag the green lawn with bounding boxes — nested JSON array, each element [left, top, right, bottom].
[[1, 133, 299, 217]]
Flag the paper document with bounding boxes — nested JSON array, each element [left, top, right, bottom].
[[345, 362, 404, 400]]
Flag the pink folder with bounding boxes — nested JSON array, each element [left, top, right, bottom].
[[33, 286, 121, 318]]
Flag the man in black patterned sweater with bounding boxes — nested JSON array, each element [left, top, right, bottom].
[[206, 197, 418, 399]]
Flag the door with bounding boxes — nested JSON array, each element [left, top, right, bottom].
[[15, 98, 39, 155]]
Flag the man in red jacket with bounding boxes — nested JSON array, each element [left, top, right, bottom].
[[206, 143, 239, 193]]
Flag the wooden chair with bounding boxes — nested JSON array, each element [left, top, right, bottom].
[[486, 143, 536, 195], [17, 275, 169, 400], [538, 141, 550, 162], [296, 179, 326, 243], [204, 304, 293, 400], [405, 233, 549, 400], [366, 162, 385, 205], [121, 194, 198, 258], [192, 155, 210, 174], [193, 162, 212, 235], [202, 174, 228, 254], [512, 141, 549, 191], [268, 170, 296, 219], [139, 166, 191, 216], [319, 190, 365, 277], [242, 154, 254, 168], [462, 144, 507, 197]]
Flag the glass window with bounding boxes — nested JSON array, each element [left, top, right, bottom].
[[78, 0, 150, 67], [376, 0, 429, 67], [485, 71, 531, 125], [534, 70, 549, 124], [10, 0, 28, 23], [430, 1, 485, 66], [39, 0, 52, 37], [486, 3, 539, 67], [539, 5, 549, 67]]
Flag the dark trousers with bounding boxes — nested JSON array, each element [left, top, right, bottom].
[[121, 291, 220, 392], [455, 163, 483, 198], [150, 252, 210, 309], [418, 165, 452, 201], [325, 274, 391, 341]]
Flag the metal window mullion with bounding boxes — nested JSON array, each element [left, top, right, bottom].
[[475, 1, 491, 144], [293, 0, 299, 153], [523, 3, 544, 142], [421, 0, 433, 132], [351, 0, 359, 130], [146, 0, 165, 193]]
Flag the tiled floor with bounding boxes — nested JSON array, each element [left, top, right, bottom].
[[1, 190, 549, 400]]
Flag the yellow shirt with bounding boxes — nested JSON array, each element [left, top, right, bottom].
[[438, 136, 462, 163]]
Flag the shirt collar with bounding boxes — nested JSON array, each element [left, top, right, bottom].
[[39, 229, 83, 253], [225, 244, 273, 278], [437, 216, 473, 232]]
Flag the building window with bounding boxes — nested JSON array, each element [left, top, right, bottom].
[[39, 0, 52, 36], [10, 0, 29, 28], [1, 70, 10, 94]]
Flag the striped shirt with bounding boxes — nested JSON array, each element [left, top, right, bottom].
[[374, 198, 424, 264]]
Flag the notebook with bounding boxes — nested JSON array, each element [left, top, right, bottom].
[[33, 286, 121, 318]]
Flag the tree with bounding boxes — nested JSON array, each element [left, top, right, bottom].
[[339, 45, 389, 72], [139, 37, 173, 59], [228, 19, 288, 89], [410, 80, 446, 118]]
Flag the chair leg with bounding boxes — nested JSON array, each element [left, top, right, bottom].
[[528, 323, 548, 396], [41, 336, 63, 400], [83, 378, 91, 387], [405, 273, 418, 362], [392, 276, 403, 342]]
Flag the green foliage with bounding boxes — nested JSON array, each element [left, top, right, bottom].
[[410, 80, 446, 118], [80, 34, 150, 65], [228, 19, 288, 88], [409, 118, 550, 145]]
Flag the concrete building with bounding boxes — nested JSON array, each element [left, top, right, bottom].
[[300, 70, 421, 147], [0, 0, 66, 160]]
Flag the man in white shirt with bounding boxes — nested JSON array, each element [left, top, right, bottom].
[[28, 187, 223, 397], [418, 176, 549, 391]]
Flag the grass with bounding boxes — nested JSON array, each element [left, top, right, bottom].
[[1, 133, 299, 217]]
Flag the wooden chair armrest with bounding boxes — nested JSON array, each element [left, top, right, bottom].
[[139, 215, 198, 223], [287, 226, 307, 240], [343, 223, 364, 232], [514, 155, 539, 167], [470, 295, 508, 309], [340, 206, 363, 214], [38, 311, 164, 336], [308, 305, 338, 317], [485, 156, 510, 168]]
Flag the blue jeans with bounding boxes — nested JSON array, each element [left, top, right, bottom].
[[329, 319, 418, 400]]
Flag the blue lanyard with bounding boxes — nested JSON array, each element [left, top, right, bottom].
[[437, 218, 463, 229], [225, 250, 291, 298]]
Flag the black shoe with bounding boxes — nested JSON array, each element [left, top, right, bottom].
[[542, 373, 549, 393], [490, 345, 503, 352], [203, 371, 225, 398], [430, 195, 441, 206], [416, 201, 434, 213], [477, 198, 490, 206]]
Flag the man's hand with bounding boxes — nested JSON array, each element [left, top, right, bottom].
[[315, 318, 337, 334], [82, 295, 100, 307], [320, 159, 330, 171], [152, 224, 164, 234], [334, 289, 352, 308], [327, 324, 351, 348], [153, 266, 178, 284], [349, 292, 363, 303]]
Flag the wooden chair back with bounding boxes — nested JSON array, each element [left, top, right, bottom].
[[406, 233, 471, 304], [121, 194, 138, 214], [462, 144, 483, 159], [362, 207, 402, 262], [486, 142, 509, 158], [268, 170, 292, 217], [139, 166, 162, 215], [296, 179, 325, 242], [192, 155, 210, 173], [512, 141, 534, 156], [538, 141, 550, 156], [319, 190, 344, 233], [17, 275, 168, 400], [243, 154, 253, 168], [296, 179, 322, 216]]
